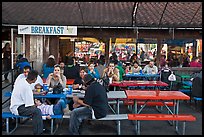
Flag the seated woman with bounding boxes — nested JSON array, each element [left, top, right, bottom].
[[102, 61, 120, 91], [72, 67, 87, 90], [46, 64, 67, 89], [102, 61, 120, 82], [131, 61, 142, 74], [125, 64, 132, 74], [46, 64, 67, 104], [67, 67, 87, 111], [87, 61, 100, 80]]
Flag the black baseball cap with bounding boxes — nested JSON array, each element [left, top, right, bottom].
[[83, 74, 94, 85]]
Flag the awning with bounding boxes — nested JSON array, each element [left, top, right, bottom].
[[2, 2, 202, 28]]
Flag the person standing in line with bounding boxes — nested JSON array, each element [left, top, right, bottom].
[[114, 60, 125, 81], [95, 60, 106, 79], [2, 42, 11, 82], [68, 74, 108, 135], [41, 55, 56, 79], [10, 70, 44, 135], [59, 61, 65, 74], [140, 48, 145, 62]]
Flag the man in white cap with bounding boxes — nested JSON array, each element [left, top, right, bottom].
[[48, 55, 55, 60]]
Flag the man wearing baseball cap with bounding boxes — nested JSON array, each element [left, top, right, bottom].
[[68, 74, 108, 135]]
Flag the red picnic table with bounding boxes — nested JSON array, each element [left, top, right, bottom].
[[109, 80, 168, 90], [125, 90, 191, 135]]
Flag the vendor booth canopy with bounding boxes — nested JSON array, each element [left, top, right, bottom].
[[2, 2, 202, 28], [163, 39, 195, 46]]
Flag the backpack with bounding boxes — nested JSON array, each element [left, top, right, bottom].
[[192, 77, 202, 98], [160, 68, 172, 85], [53, 83, 63, 94]]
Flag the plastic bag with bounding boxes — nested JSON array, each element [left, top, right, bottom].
[[168, 73, 176, 81]]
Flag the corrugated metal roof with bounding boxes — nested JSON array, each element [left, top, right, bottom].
[[2, 2, 202, 28]]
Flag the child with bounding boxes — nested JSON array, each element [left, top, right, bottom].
[[34, 98, 70, 119]]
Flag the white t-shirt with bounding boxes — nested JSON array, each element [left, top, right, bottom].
[[10, 78, 35, 115], [14, 74, 43, 90], [143, 65, 158, 74]]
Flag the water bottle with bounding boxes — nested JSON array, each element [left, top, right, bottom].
[[140, 69, 143, 74], [68, 85, 73, 95]]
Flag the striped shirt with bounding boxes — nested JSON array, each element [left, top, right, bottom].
[[37, 104, 54, 115]]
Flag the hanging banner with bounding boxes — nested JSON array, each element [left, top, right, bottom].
[[18, 25, 77, 35]]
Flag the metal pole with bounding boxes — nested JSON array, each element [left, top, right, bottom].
[[23, 34, 25, 56], [11, 28, 14, 69]]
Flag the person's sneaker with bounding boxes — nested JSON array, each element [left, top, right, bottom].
[[63, 104, 71, 115], [64, 110, 72, 116], [43, 128, 51, 134]]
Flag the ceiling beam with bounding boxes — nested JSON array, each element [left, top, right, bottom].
[[158, 2, 168, 27], [132, 2, 139, 27], [77, 2, 85, 26], [188, 3, 202, 25]]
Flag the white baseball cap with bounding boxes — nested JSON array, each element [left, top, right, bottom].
[[48, 55, 55, 59]]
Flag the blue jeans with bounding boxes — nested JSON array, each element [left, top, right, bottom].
[[69, 106, 92, 135], [53, 98, 67, 115], [18, 104, 43, 135]]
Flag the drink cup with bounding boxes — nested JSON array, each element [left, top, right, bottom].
[[109, 77, 113, 84], [36, 88, 41, 92], [43, 84, 49, 92], [140, 70, 143, 74]]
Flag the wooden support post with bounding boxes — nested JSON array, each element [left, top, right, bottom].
[[156, 38, 162, 67]]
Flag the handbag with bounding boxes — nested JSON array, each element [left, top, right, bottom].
[[53, 83, 63, 94]]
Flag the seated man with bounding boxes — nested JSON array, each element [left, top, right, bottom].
[[143, 61, 158, 74], [143, 61, 158, 81], [10, 70, 44, 135], [68, 74, 109, 135]]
